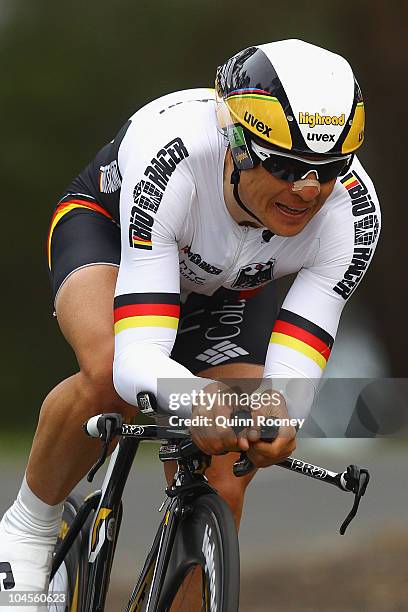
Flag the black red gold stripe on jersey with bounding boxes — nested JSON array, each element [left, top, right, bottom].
[[341, 174, 360, 191], [114, 293, 180, 334], [47, 199, 113, 269], [131, 235, 152, 249], [270, 309, 333, 370]]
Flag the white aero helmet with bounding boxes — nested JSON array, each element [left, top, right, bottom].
[[215, 39, 365, 170]]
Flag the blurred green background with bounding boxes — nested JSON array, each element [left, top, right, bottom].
[[1, 0, 406, 432]]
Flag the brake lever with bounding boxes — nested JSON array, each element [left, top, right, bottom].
[[85, 414, 123, 482], [339, 465, 370, 534]]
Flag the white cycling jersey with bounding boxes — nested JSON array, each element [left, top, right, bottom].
[[112, 88, 381, 415]]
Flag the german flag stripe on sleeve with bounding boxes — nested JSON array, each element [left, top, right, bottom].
[[47, 199, 113, 269], [114, 293, 180, 334], [270, 309, 334, 370]]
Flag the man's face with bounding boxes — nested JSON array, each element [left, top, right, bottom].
[[237, 163, 336, 236]]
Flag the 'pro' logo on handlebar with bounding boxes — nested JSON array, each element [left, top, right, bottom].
[[290, 458, 327, 479]]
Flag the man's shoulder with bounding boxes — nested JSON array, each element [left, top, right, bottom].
[[119, 88, 220, 171], [306, 156, 381, 283], [328, 156, 380, 216], [309, 156, 381, 243], [128, 88, 216, 124]]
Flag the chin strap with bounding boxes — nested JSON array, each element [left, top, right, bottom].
[[231, 166, 264, 226]]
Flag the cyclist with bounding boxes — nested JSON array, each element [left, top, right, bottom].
[[0, 39, 380, 605]]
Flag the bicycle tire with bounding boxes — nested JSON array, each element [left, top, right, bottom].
[[159, 493, 240, 612], [48, 493, 90, 612]]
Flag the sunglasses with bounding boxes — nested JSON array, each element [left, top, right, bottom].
[[251, 140, 353, 183]]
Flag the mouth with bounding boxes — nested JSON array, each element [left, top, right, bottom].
[[275, 202, 310, 218]]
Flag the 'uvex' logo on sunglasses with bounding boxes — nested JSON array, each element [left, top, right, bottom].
[[299, 112, 345, 128], [243, 111, 272, 137]]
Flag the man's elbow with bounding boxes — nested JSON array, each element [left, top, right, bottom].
[[113, 345, 162, 406]]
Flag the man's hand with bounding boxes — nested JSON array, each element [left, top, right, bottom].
[[246, 434, 296, 468], [188, 383, 297, 464], [246, 389, 297, 468], [189, 383, 250, 455]]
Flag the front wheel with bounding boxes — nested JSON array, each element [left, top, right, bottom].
[[47, 493, 90, 612], [159, 493, 240, 611]]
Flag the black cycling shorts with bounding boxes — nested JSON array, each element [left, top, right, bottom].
[[48, 202, 277, 371], [47, 197, 121, 302]]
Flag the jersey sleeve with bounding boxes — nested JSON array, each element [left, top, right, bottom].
[[264, 164, 381, 419], [113, 134, 202, 410]]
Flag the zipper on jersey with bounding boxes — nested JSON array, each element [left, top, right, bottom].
[[223, 226, 249, 282]]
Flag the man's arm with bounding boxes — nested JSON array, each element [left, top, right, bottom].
[[265, 166, 382, 421], [112, 138, 202, 411]]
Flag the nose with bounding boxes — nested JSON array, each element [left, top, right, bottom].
[[290, 172, 321, 201]]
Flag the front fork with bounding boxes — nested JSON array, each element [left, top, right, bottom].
[[85, 437, 140, 611]]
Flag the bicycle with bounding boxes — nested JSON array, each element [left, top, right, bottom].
[[48, 392, 370, 612]]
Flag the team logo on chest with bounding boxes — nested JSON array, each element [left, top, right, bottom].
[[232, 259, 275, 289]]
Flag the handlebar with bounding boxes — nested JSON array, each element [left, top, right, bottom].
[[83, 409, 370, 534]]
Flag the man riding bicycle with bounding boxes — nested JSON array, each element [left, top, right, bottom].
[[0, 39, 380, 609]]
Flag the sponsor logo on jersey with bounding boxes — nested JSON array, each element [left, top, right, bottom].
[[333, 246, 373, 300], [204, 299, 247, 341], [196, 340, 249, 365], [243, 111, 272, 137], [128, 206, 154, 250], [99, 160, 121, 193], [181, 246, 222, 275], [144, 137, 189, 191], [306, 132, 335, 142], [179, 261, 205, 285], [232, 259, 275, 290], [133, 180, 163, 213], [340, 171, 376, 216], [299, 112, 345, 128], [130, 138, 189, 249], [333, 171, 379, 299], [354, 214, 380, 246]]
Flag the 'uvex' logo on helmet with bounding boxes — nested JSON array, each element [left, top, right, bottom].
[[243, 111, 272, 137], [299, 112, 345, 128]]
